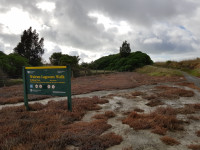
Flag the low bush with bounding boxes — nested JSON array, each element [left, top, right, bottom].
[[196, 130, 200, 137], [160, 136, 180, 145], [188, 144, 200, 150], [122, 107, 184, 135], [0, 97, 123, 149], [93, 111, 115, 120]]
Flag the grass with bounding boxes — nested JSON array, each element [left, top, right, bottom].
[[6, 78, 23, 86], [155, 58, 200, 77], [79, 69, 115, 77], [0, 96, 122, 149], [136, 65, 183, 77], [160, 136, 180, 145], [0, 78, 23, 87]]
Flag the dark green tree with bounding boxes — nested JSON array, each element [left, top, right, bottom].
[[120, 40, 131, 57], [14, 27, 44, 66], [49, 52, 62, 65], [59, 54, 80, 67], [0, 53, 29, 78]]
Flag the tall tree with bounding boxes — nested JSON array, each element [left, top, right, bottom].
[[120, 40, 131, 57], [49, 52, 62, 65], [14, 27, 44, 66]]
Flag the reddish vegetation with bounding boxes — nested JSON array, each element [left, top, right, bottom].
[[142, 86, 195, 107], [156, 85, 195, 99], [188, 144, 200, 150], [0, 84, 51, 105], [146, 99, 164, 107], [187, 115, 200, 120], [122, 107, 184, 135], [131, 91, 144, 96], [151, 126, 167, 135], [176, 103, 200, 114], [133, 107, 144, 112], [0, 97, 122, 149], [143, 94, 158, 100], [177, 82, 200, 91], [0, 72, 184, 104], [92, 111, 115, 120], [160, 136, 180, 146], [196, 130, 200, 137], [123, 147, 133, 150], [105, 111, 116, 118]]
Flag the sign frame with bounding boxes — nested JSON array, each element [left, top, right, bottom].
[[22, 66, 72, 111]]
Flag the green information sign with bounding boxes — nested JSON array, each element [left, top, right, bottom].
[[23, 66, 72, 111]]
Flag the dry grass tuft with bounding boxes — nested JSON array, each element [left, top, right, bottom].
[[105, 111, 116, 118], [196, 130, 200, 137], [134, 107, 144, 112], [188, 144, 200, 150], [177, 104, 200, 114], [131, 91, 144, 96], [156, 85, 195, 99], [93, 111, 115, 120], [123, 146, 133, 150], [187, 115, 200, 121], [160, 136, 180, 145], [123, 107, 184, 135], [146, 99, 164, 107], [142, 86, 194, 108], [151, 126, 167, 135], [142, 94, 158, 100], [177, 82, 200, 91]]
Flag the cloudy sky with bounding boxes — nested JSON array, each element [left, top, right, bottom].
[[0, 0, 200, 63]]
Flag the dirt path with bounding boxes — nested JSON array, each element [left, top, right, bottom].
[[182, 71, 200, 87]]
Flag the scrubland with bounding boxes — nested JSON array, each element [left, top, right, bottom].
[[1, 71, 200, 150]]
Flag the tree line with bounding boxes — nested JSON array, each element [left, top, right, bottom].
[[0, 27, 153, 79]]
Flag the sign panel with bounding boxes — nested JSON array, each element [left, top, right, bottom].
[[23, 66, 71, 111]]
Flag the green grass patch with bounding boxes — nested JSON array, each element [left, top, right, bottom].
[[182, 69, 200, 77], [136, 65, 183, 77]]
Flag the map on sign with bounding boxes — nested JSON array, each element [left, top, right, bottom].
[[25, 66, 68, 96]]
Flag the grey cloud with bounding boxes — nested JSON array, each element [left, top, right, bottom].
[[80, 0, 199, 25], [1, 0, 200, 62]]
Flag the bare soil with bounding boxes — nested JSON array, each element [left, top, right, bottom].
[[0, 72, 200, 150]]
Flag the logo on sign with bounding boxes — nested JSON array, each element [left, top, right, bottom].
[[35, 84, 38, 88]]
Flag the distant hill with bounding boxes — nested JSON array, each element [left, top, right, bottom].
[[90, 51, 153, 71], [155, 58, 200, 77]]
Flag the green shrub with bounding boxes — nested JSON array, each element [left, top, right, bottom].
[[90, 51, 153, 71]]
